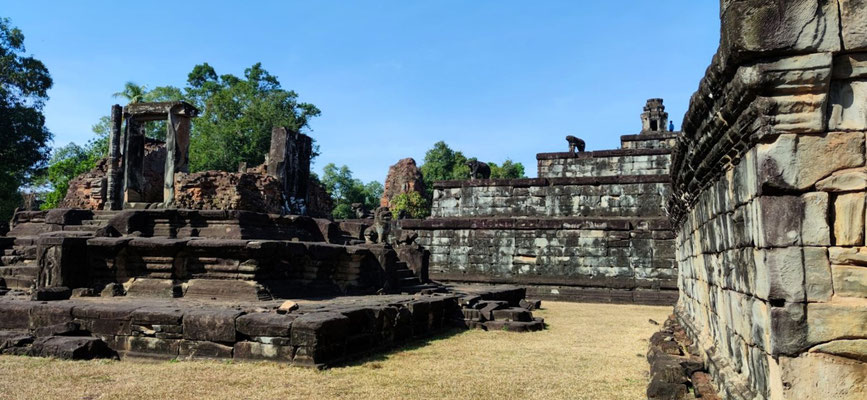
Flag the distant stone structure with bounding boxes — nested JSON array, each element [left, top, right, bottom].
[[61, 102, 324, 216], [466, 160, 491, 180], [404, 100, 680, 304], [0, 102, 544, 367], [380, 158, 425, 208], [651, 1, 867, 399]]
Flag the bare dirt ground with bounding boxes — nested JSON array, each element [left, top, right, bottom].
[[0, 301, 670, 400]]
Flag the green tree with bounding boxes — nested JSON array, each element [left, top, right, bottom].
[[0, 17, 53, 220], [36, 143, 100, 209], [320, 163, 382, 219], [419, 141, 526, 198], [186, 63, 320, 172], [390, 191, 430, 219], [489, 159, 525, 179]]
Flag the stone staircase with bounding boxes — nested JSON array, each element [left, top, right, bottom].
[[393, 261, 441, 293]]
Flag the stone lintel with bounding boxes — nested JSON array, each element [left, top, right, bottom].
[[123, 101, 199, 120]]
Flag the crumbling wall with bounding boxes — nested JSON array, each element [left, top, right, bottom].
[[380, 158, 426, 208], [61, 141, 166, 210], [669, 1, 867, 398], [172, 171, 282, 214]]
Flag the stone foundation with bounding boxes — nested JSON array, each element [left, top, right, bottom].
[[412, 113, 679, 305], [666, 1, 867, 398], [0, 285, 540, 367]]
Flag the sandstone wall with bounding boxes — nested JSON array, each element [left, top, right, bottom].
[[405, 217, 677, 304], [431, 177, 669, 218], [413, 132, 678, 304], [537, 149, 671, 178], [669, 1, 867, 398]]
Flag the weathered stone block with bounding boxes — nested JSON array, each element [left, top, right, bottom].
[[834, 192, 866, 246], [720, 0, 841, 63], [125, 336, 181, 358], [236, 312, 294, 338], [770, 303, 808, 356], [233, 341, 294, 362], [758, 132, 865, 191], [801, 192, 830, 246], [832, 265, 867, 298], [757, 196, 803, 247], [182, 309, 242, 343], [804, 247, 833, 302], [754, 247, 805, 302], [816, 168, 867, 192], [29, 302, 74, 329], [807, 302, 867, 344], [179, 340, 233, 360], [290, 311, 350, 366], [29, 336, 116, 360], [840, 0, 867, 50], [829, 82, 867, 130], [0, 302, 31, 329]]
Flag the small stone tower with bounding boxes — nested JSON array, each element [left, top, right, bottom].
[[640, 98, 669, 133]]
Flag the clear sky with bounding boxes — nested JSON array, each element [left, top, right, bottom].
[[1, 1, 720, 184]]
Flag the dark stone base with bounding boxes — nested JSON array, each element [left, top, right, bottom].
[[439, 281, 677, 305], [0, 285, 542, 368]]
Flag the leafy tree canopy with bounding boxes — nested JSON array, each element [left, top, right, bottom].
[[320, 163, 383, 220], [0, 17, 52, 220], [419, 141, 526, 198], [390, 191, 430, 219], [35, 143, 99, 209]]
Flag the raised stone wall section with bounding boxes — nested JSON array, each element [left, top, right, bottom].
[[668, 1, 867, 398]]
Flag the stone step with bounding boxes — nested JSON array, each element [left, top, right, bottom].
[[397, 276, 422, 286], [63, 225, 99, 232], [393, 268, 416, 279], [81, 220, 106, 226], [397, 283, 443, 293]]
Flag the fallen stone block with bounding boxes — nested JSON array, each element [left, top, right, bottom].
[[31, 287, 72, 301], [491, 307, 533, 322], [29, 336, 117, 360]]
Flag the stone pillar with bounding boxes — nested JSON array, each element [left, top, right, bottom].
[[106, 104, 123, 210], [123, 118, 145, 203], [268, 127, 313, 214], [163, 106, 192, 206]]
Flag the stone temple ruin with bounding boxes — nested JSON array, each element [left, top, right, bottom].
[[2, 1, 867, 397], [401, 99, 680, 305], [0, 102, 544, 367]]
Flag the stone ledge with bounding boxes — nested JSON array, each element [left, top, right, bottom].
[[401, 217, 671, 231], [620, 132, 680, 142], [536, 148, 671, 160], [432, 273, 677, 292], [432, 175, 670, 189]]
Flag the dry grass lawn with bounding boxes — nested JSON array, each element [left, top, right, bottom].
[[0, 301, 669, 400]]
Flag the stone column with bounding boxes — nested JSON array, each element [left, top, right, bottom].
[[106, 104, 123, 210], [163, 106, 192, 206], [268, 127, 312, 214], [123, 118, 145, 203]]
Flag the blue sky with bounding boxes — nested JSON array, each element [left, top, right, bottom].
[[2, 1, 720, 183]]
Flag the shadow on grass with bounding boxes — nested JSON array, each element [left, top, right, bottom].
[[331, 327, 470, 369]]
